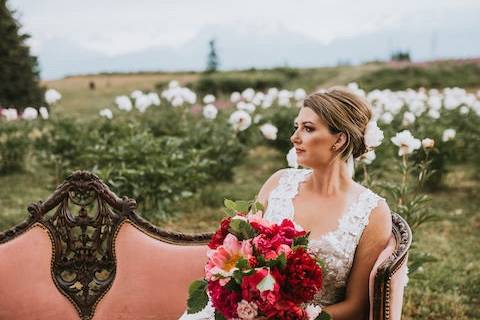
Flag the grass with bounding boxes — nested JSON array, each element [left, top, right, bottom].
[[156, 146, 285, 233], [355, 62, 480, 91], [403, 179, 480, 319], [42, 72, 199, 119]]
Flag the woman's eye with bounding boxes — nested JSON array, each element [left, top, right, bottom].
[[305, 126, 313, 132]]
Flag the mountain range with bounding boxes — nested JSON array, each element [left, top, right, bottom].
[[37, 23, 480, 80]]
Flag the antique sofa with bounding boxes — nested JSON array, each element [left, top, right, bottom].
[[0, 171, 412, 320]]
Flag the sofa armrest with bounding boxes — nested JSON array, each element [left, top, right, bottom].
[[369, 213, 412, 320]]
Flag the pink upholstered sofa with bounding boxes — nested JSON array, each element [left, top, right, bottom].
[[0, 171, 411, 320]]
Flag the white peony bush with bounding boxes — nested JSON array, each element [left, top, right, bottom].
[[202, 104, 218, 120], [203, 94, 216, 104], [228, 110, 252, 131], [45, 89, 62, 105], [115, 96, 133, 112], [259, 123, 278, 140], [21, 107, 38, 120], [391, 130, 421, 156], [442, 129, 456, 142], [99, 108, 113, 119]]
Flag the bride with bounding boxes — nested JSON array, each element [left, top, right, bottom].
[[181, 87, 392, 320]]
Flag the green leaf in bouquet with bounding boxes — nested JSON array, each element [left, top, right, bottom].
[[257, 255, 267, 267], [276, 252, 287, 270], [187, 279, 208, 314], [225, 278, 241, 291], [223, 207, 236, 217], [293, 233, 310, 248], [243, 268, 255, 276], [228, 219, 257, 240], [235, 200, 250, 213], [266, 253, 286, 269], [214, 310, 227, 320], [224, 198, 236, 210], [315, 311, 332, 320], [232, 269, 244, 284], [255, 201, 265, 212], [236, 257, 249, 270]]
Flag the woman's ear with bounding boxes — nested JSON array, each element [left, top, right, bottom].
[[335, 132, 347, 149]]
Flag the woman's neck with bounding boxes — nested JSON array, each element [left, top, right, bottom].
[[306, 160, 353, 196]]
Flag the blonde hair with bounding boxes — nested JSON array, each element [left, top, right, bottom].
[[303, 87, 372, 160]]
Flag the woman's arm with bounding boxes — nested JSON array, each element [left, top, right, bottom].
[[323, 200, 392, 320]]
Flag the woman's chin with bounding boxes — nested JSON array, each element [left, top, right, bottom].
[[296, 157, 306, 167]]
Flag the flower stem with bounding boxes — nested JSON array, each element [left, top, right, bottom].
[[362, 163, 369, 186], [398, 154, 408, 207]]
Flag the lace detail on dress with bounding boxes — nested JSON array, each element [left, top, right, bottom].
[[263, 168, 312, 225]]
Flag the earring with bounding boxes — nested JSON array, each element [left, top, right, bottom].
[[331, 145, 336, 151]]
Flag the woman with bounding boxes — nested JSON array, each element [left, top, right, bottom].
[[181, 87, 392, 320]]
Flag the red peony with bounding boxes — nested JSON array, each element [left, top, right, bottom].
[[282, 248, 323, 303], [208, 217, 232, 249], [248, 256, 258, 267], [208, 280, 241, 318], [252, 234, 275, 256], [249, 220, 273, 236], [275, 219, 307, 243], [253, 219, 307, 250], [260, 299, 308, 320]]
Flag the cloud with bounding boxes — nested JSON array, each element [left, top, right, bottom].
[[10, 0, 480, 56]]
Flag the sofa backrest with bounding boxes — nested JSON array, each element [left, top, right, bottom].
[[0, 170, 211, 320], [0, 224, 79, 320]]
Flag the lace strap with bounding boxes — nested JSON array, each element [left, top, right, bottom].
[[351, 190, 384, 245], [264, 169, 311, 224], [270, 168, 312, 200]]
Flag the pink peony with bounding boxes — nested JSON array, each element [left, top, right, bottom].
[[236, 300, 258, 320], [205, 234, 253, 284]]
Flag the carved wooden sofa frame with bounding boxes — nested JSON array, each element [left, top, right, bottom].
[[0, 171, 412, 320]]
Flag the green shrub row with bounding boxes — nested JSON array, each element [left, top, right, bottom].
[[356, 63, 480, 91]]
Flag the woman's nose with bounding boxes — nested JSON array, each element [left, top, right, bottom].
[[290, 129, 300, 145]]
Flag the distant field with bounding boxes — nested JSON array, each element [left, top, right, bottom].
[[41, 60, 480, 120], [41, 72, 200, 118]]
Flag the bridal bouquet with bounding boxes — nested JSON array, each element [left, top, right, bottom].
[[186, 200, 331, 320]]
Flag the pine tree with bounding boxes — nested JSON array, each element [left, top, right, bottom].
[[206, 39, 219, 73], [0, 0, 44, 110]]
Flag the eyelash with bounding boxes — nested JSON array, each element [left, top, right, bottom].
[[293, 125, 314, 133]]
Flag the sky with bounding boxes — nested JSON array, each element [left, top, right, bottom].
[[7, 0, 480, 79]]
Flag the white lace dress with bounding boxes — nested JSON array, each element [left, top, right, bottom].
[[180, 168, 384, 319]]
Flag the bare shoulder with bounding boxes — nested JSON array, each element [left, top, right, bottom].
[[360, 197, 392, 249], [369, 199, 392, 233], [256, 168, 288, 208], [354, 183, 392, 230]]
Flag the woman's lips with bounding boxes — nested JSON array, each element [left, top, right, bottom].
[[295, 148, 305, 154]]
